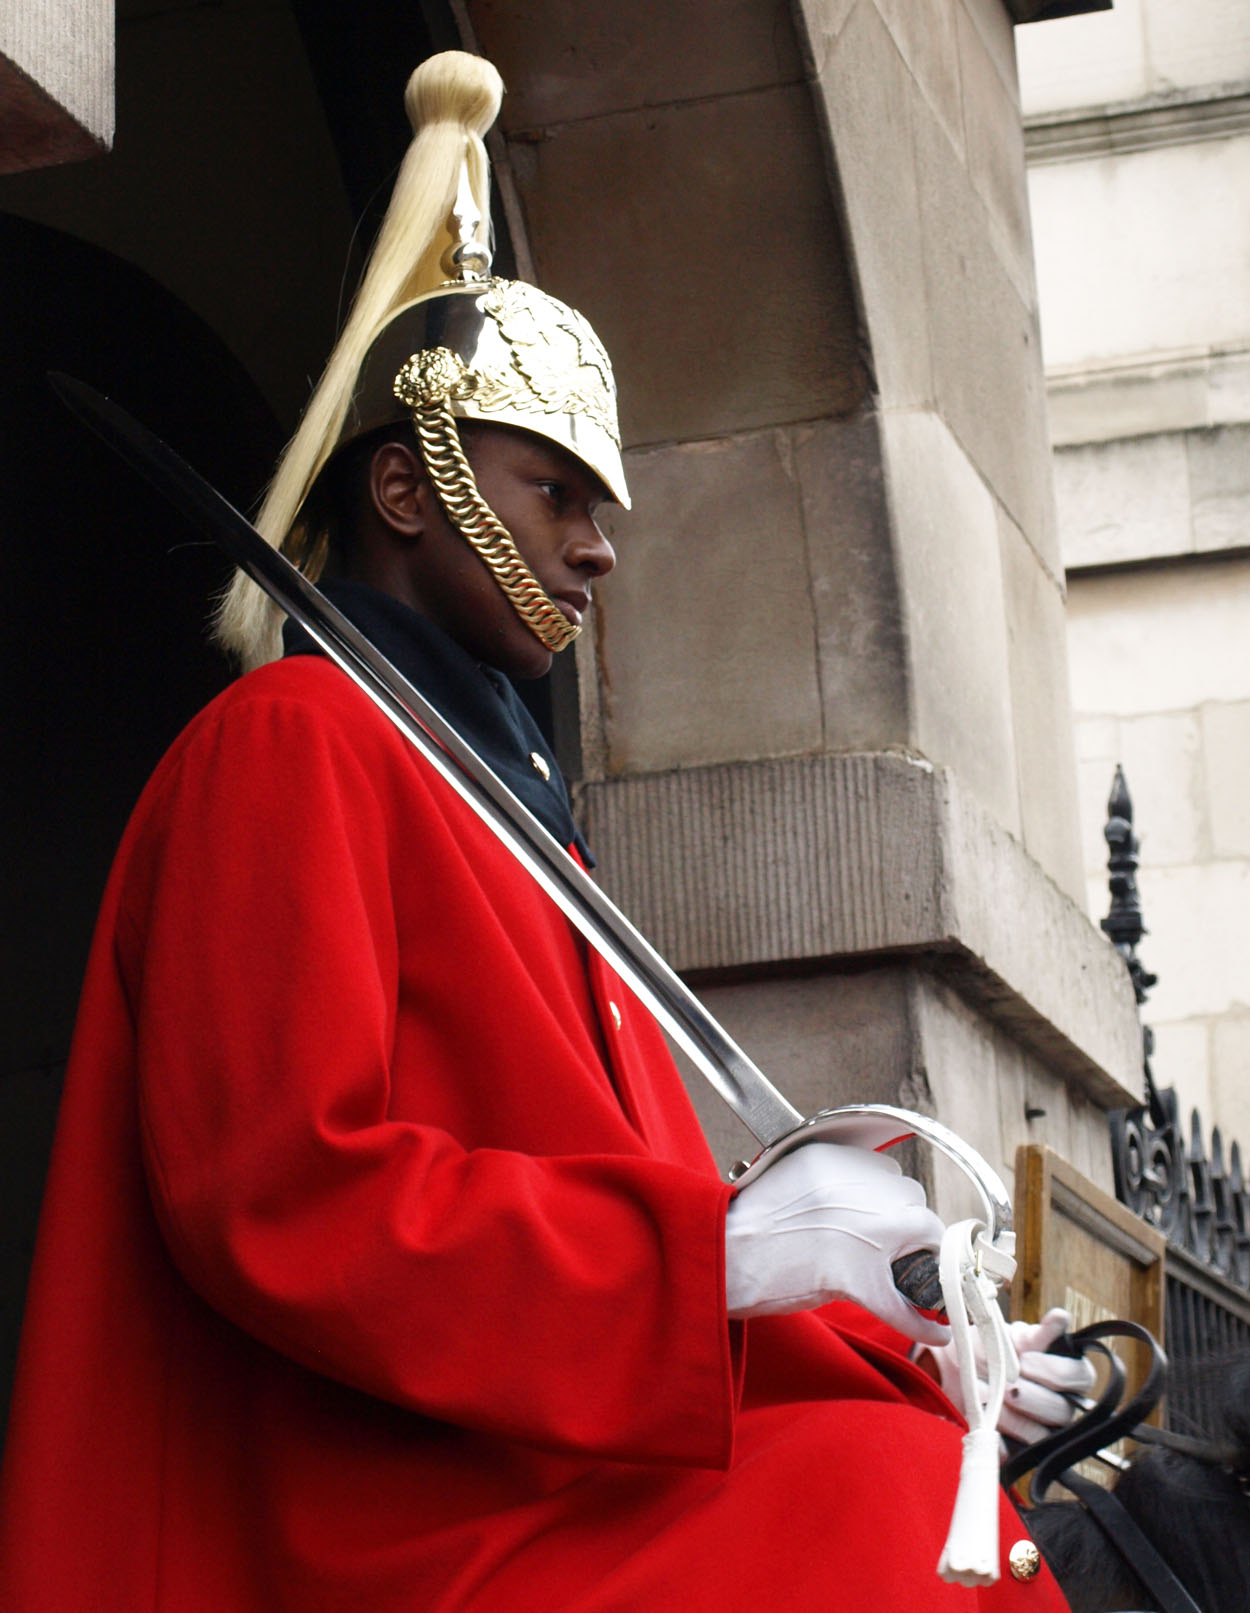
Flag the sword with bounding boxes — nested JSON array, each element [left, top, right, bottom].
[[52, 373, 1013, 1313]]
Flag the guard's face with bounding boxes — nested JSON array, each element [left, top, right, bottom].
[[407, 423, 616, 679]]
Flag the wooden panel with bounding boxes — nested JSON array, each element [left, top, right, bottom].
[[1013, 1143, 1166, 1404]]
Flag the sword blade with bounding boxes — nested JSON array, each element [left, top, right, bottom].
[[51, 373, 804, 1148]]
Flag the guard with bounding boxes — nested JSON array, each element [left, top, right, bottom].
[[0, 51, 1077, 1610]]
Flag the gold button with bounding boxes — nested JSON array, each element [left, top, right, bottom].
[[530, 751, 551, 781], [1008, 1540, 1041, 1582], [608, 1000, 622, 1029]]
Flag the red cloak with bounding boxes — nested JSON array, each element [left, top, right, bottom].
[[0, 657, 1067, 1609]]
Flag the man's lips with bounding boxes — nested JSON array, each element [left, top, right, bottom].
[[552, 592, 589, 628]]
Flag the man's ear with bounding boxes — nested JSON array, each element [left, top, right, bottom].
[[368, 438, 427, 540]]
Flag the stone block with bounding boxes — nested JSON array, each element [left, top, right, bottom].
[[665, 957, 1118, 1214], [471, 0, 804, 131], [1065, 559, 1250, 717], [580, 750, 1144, 1106], [593, 431, 823, 774], [1075, 716, 1120, 763], [683, 967, 919, 1168], [1211, 1014, 1250, 1156], [512, 83, 867, 449], [815, 0, 934, 410], [1201, 702, 1250, 859], [880, 409, 1020, 837], [1046, 355, 1216, 451], [1054, 434, 1191, 570], [793, 0, 860, 74], [1188, 424, 1250, 554], [1210, 349, 1250, 428], [913, 95, 1055, 554], [670, 958, 1118, 1219], [955, 3, 1036, 305], [998, 507, 1085, 903], [1147, 0, 1250, 101], [1016, 0, 1149, 117], [1112, 711, 1205, 868], [911, 975, 1009, 1220], [791, 412, 911, 750], [0, 0, 112, 172], [1029, 140, 1250, 373], [872, 0, 965, 158], [958, 0, 1020, 107], [1138, 862, 1250, 1022]]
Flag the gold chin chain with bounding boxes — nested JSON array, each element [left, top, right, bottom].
[[411, 398, 578, 654]]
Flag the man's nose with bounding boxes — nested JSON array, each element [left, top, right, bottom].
[[570, 515, 616, 578]]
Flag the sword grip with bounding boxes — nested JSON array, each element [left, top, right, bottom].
[[891, 1249, 946, 1318]]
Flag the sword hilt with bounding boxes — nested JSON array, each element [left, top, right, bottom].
[[729, 1103, 1016, 1326], [891, 1249, 946, 1315]]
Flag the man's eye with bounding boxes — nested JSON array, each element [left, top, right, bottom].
[[538, 481, 564, 505]]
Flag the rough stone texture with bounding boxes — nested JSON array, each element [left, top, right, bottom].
[[510, 81, 868, 449], [668, 962, 1117, 1222], [674, 967, 918, 1169], [810, 0, 1063, 526], [955, 2, 1036, 304], [998, 507, 1086, 904], [1056, 424, 1250, 570], [915, 974, 1115, 1220], [881, 409, 1022, 840], [873, 0, 965, 157], [1188, 424, 1250, 551], [808, 0, 935, 410], [791, 412, 911, 751], [0, 0, 113, 172], [1047, 349, 1250, 450], [1055, 433, 1191, 569], [663, 962, 1115, 1217], [472, 0, 804, 130], [592, 431, 824, 773], [960, 0, 1020, 106], [579, 751, 1143, 1107], [912, 103, 1055, 554], [798, 0, 861, 73]]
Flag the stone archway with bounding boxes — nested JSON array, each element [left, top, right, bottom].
[[0, 214, 282, 1429]]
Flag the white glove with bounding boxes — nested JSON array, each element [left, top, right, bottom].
[[920, 1307, 1098, 1443], [724, 1142, 950, 1346]]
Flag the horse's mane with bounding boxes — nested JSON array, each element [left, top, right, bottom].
[[1026, 1354, 1250, 1613]]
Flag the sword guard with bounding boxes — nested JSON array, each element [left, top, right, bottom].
[[727, 1103, 1016, 1322]]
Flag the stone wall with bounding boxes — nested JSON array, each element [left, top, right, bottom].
[[1020, 0, 1250, 1143], [474, 0, 1143, 1209]]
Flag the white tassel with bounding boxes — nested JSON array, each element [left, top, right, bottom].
[[935, 1219, 1018, 1587]]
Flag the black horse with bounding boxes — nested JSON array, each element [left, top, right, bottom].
[[1020, 1352, 1250, 1613]]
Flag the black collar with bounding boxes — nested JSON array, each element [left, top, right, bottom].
[[282, 579, 593, 865]]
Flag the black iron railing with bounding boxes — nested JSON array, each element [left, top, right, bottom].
[[1101, 768, 1250, 1434]]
